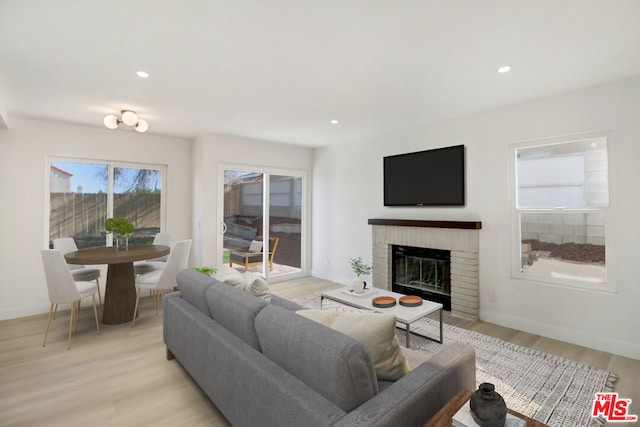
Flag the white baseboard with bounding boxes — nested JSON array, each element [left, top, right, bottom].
[[481, 310, 640, 361], [0, 303, 52, 321]]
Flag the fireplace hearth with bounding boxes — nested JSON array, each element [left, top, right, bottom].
[[392, 245, 451, 310]]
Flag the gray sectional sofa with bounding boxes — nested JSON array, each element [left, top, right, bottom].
[[163, 269, 476, 427]]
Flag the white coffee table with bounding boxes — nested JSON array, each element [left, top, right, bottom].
[[320, 287, 443, 348]]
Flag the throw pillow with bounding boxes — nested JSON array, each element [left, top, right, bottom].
[[244, 273, 272, 302], [213, 265, 246, 290], [321, 299, 371, 314], [296, 309, 410, 381], [248, 240, 263, 252], [213, 265, 272, 302]]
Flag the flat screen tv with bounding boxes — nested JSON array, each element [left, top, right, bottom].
[[384, 144, 465, 206]]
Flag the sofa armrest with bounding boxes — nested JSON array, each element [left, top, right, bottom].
[[334, 343, 475, 427]]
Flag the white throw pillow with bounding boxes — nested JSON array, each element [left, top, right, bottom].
[[213, 265, 246, 290], [321, 299, 371, 314], [213, 265, 271, 301], [296, 309, 410, 381], [248, 240, 263, 252]]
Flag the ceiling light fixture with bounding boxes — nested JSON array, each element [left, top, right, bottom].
[[136, 70, 149, 78], [103, 110, 149, 133], [330, 119, 339, 124], [497, 65, 511, 73]]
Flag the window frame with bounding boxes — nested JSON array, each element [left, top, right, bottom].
[[46, 156, 167, 248], [509, 131, 616, 293]]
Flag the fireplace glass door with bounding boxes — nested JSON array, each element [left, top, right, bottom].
[[392, 245, 451, 310]]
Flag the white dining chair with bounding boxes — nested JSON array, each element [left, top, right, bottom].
[[53, 237, 102, 310], [41, 249, 101, 350], [133, 232, 172, 275], [131, 239, 191, 327]]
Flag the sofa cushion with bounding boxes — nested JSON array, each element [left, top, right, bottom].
[[205, 280, 268, 350], [176, 268, 216, 317], [297, 310, 410, 381], [255, 304, 378, 413]]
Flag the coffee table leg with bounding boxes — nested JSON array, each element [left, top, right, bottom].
[[439, 308, 443, 344], [406, 323, 411, 348]]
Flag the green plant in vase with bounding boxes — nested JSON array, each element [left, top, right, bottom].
[[350, 257, 372, 293], [105, 217, 134, 251]]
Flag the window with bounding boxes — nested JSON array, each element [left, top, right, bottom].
[[49, 159, 165, 249], [512, 133, 611, 290]]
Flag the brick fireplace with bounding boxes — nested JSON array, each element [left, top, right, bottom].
[[369, 219, 481, 320]]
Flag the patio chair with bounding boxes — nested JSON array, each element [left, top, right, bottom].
[[229, 236, 279, 272]]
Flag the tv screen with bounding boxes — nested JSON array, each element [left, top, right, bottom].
[[384, 145, 465, 206]]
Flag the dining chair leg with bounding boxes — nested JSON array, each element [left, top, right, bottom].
[[68, 302, 75, 350], [92, 295, 101, 335], [42, 303, 54, 347], [74, 301, 79, 333], [131, 289, 141, 328], [52, 304, 58, 319], [95, 279, 102, 311]]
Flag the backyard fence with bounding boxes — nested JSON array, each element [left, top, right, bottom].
[[50, 192, 160, 247]]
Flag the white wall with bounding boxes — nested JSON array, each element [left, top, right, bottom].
[[0, 117, 192, 320], [191, 133, 313, 272], [312, 76, 640, 359]]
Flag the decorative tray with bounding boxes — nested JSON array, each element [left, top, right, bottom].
[[372, 296, 397, 308], [399, 295, 423, 307], [341, 288, 378, 297]]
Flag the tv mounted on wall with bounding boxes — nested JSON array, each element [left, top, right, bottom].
[[383, 144, 465, 206]]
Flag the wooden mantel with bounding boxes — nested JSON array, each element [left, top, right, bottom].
[[368, 218, 482, 230]]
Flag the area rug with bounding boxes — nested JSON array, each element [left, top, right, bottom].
[[292, 294, 617, 427]]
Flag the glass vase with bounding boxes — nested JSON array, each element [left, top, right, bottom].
[[116, 235, 129, 251]]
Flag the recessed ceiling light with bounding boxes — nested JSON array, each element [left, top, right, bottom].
[[330, 119, 339, 124], [497, 65, 511, 74], [136, 70, 149, 78]]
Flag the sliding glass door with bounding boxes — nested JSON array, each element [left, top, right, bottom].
[[221, 168, 305, 279]]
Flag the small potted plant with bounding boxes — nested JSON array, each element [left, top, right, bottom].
[[350, 257, 372, 293], [105, 217, 134, 251], [193, 266, 217, 276]]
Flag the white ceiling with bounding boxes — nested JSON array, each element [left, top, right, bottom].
[[1, 0, 640, 147]]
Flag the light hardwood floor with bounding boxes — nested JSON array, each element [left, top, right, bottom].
[[1, 277, 638, 426]]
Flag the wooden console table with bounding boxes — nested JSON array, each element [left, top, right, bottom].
[[423, 389, 548, 427]]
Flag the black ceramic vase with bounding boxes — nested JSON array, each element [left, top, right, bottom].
[[469, 383, 507, 427]]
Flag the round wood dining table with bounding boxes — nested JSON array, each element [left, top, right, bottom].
[[64, 245, 170, 324]]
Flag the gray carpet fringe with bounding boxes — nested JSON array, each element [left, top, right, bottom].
[[293, 294, 618, 427]]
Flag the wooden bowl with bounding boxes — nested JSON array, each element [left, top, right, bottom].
[[399, 295, 423, 307], [372, 296, 397, 308]]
